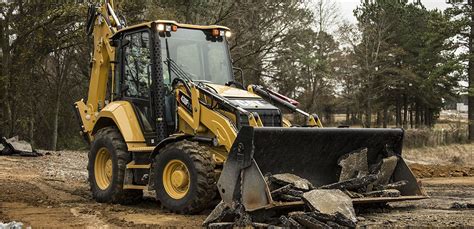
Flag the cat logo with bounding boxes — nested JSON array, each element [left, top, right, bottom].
[[178, 91, 192, 112]]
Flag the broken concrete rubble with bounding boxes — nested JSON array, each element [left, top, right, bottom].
[[364, 189, 401, 198], [205, 153, 407, 229], [291, 213, 330, 229], [375, 180, 408, 191], [279, 215, 303, 228], [203, 201, 232, 226], [338, 147, 369, 181], [320, 174, 378, 191], [0, 136, 41, 157], [270, 184, 304, 201], [372, 156, 398, 187], [302, 189, 358, 226], [267, 173, 314, 191]]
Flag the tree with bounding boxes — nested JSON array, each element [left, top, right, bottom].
[[446, 0, 474, 142]]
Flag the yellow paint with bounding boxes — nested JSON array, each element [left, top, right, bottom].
[[126, 161, 151, 169], [163, 159, 190, 199], [282, 118, 292, 127], [123, 184, 147, 190], [95, 147, 112, 190], [207, 84, 259, 98], [96, 101, 146, 144]]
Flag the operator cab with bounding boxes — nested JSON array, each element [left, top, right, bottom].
[[111, 21, 234, 145]]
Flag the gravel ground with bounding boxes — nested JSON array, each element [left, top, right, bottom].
[[0, 146, 473, 228]]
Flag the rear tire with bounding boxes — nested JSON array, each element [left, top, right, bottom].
[[154, 140, 216, 214], [88, 126, 142, 204]]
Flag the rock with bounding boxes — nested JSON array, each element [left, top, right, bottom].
[[207, 222, 234, 229], [343, 190, 365, 198], [268, 173, 314, 191], [326, 221, 345, 228], [271, 184, 304, 201], [338, 148, 369, 181], [203, 201, 232, 226], [271, 184, 293, 195], [279, 194, 301, 202], [357, 216, 366, 221], [0, 221, 24, 229], [450, 202, 473, 209], [364, 189, 401, 198], [372, 156, 398, 187], [334, 212, 357, 228], [375, 180, 408, 191], [1, 136, 41, 157], [320, 174, 378, 191], [291, 214, 330, 229], [251, 222, 280, 228], [4, 136, 33, 152], [302, 189, 357, 226], [304, 211, 335, 223], [280, 216, 304, 228]]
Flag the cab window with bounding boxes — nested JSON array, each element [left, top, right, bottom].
[[123, 31, 151, 99]]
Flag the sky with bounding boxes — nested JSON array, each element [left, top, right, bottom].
[[338, 0, 450, 23]]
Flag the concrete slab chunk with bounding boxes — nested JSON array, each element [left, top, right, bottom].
[[269, 173, 313, 191], [302, 189, 357, 225], [5, 136, 33, 152], [320, 174, 378, 191], [373, 156, 398, 186], [202, 201, 231, 226], [338, 148, 369, 181], [292, 214, 330, 229], [364, 189, 401, 198]]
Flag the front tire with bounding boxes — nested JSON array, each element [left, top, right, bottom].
[[154, 140, 216, 214], [88, 126, 142, 204]]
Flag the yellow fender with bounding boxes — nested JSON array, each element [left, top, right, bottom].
[[92, 101, 146, 146]]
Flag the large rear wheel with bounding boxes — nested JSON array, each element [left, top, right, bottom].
[[88, 126, 142, 204], [154, 140, 216, 214]]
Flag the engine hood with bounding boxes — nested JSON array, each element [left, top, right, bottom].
[[206, 83, 279, 110], [206, 83, 260, 98]]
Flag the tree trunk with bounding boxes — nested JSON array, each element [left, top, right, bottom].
[[51, 91, 60, 151], [403, 95, 408, 129], [469, 0, 474, 142], [396, 96, 401, 127], [415, 103, 420, 128], [184, 0, 193, 23], [366, 99, 372, 128], [409, 105, 413, 129], [376, 111, 382, 127], [383, 106, 388, 128], [421, 107, 425, 127], [346, 107, 350, 124]]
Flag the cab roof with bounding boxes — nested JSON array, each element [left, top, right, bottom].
[[113, 20, 230, 37]]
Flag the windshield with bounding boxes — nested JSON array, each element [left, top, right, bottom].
[[160, 28, 233, 85]]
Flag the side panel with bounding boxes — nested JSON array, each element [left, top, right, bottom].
[[93, 101, 146, 147]]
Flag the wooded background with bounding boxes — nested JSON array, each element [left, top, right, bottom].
[[0, 0, 472, 150]]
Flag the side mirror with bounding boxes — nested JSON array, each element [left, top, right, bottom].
[[233, 67, 245, 88]]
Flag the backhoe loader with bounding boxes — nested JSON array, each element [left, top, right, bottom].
[[75, 1, 426, 214]]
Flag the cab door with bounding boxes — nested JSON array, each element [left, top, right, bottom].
[[117, 29, 160, 145]]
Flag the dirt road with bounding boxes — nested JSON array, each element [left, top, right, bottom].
[[1, 149, 473, 228]]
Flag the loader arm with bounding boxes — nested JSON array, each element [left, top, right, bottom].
[[248, 84, 323, 127], [168, 59, 263, 151]]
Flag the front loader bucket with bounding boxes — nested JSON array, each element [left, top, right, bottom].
[[217, 126, 426, 211]]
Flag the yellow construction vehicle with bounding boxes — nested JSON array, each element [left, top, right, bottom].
[[75, 1, 425, 214]]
